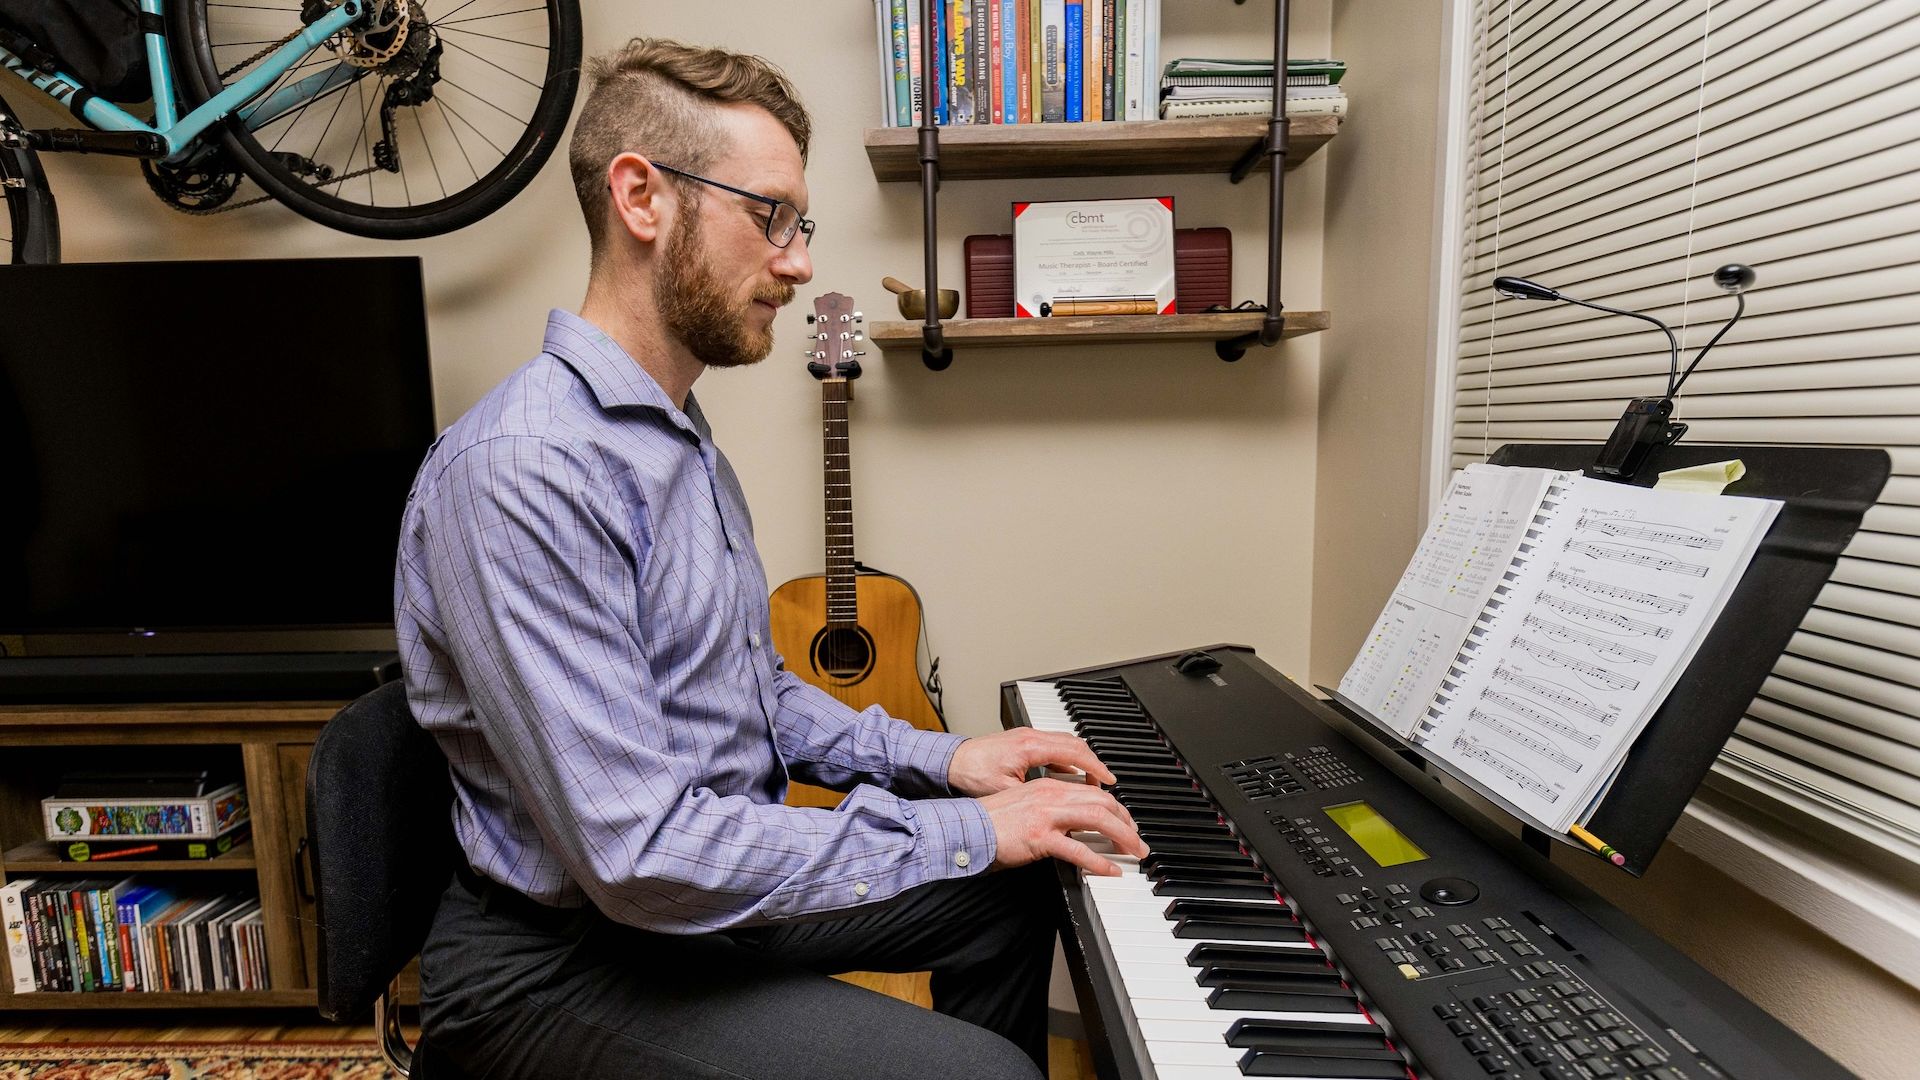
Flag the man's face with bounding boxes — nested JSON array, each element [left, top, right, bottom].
[[654, 106, 813, 369]]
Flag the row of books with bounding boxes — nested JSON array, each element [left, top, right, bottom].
[[1159, 57, 1348, 120], [873, 0, 1166, 124], [2, 878, 268, 994]]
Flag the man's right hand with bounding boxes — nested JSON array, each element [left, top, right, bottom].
[[979, 778, 1148, 877]]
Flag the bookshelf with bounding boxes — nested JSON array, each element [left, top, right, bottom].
[[0, 701, 335, 1009], [863, 114, 1339, 181], [869, 309, 1329, 352]]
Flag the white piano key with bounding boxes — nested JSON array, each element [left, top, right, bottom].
[[1132, 998, 1361, 1024], [1144, 1040, 1247, 1068], [1121, 978, 1221, 1002], [1144, 1064, 1244, 1080]]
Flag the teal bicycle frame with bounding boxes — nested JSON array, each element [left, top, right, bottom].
[[0, 0, 365, 163]]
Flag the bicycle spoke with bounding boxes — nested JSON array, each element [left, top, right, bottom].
[[436, 100, 480, 183], [438, 37, 544, 91], [435, 96, 508, 158], [409, 107, 446, 200], [305, 68, 359, 171], [436, 77, 533, 127], [438, 25, 551, 51], [440, 6, 547, 25]]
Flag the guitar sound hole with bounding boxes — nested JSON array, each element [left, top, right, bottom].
[[811, 626, 876, 683]]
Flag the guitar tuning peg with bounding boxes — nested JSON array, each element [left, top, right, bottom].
[[851, 311, 864, 322], [805, 314, 818, 324], [851, 350, 868, 358], [852, 332, 865, 342]]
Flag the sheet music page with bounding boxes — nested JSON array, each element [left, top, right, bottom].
[[1338, 464, 1570, 737], [1416, 478, 1782, 831]]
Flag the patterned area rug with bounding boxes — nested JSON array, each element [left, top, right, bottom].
[[0, 1042, 393, 1079]]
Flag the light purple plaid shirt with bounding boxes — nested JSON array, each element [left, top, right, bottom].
[[395, 310, 995, 932]]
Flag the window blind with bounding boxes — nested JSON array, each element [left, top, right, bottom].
[[1449, 0, 1920, 865]]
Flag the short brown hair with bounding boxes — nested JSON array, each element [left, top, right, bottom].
[[568, 38, 812, 259]]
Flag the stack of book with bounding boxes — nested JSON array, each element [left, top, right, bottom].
[[874, 0, 1164, 125], [3, 880, 268, 993], [1159, 57, 1347, 120]]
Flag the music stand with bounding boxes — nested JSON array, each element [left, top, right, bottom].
[[1324, 442, 1889, 875]]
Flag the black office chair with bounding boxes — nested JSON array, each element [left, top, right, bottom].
[[307, 678, 461, 1077]]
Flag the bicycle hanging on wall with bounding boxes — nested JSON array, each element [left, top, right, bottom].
[[0, 0, 582, 262]]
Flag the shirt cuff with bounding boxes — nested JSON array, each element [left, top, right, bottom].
[[909, 796, 997, 881], [887, 726, 971, 797]]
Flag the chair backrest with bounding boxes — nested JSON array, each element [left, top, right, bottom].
[[307, 678, 459, 1022]]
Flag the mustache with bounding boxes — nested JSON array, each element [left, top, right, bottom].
[[755, 283, 796, 308]]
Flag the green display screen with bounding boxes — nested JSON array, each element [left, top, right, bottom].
[[1324, 801, 1429, 867]]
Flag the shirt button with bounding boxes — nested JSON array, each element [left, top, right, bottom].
[[853, 882, 870, 897], [748, 631, 761, 648], [954, 851, 971, 868]]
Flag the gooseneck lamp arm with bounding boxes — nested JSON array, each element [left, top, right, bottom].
[[1493, 276, 1682, 397]]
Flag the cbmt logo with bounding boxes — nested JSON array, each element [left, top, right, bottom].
[[1066, 211, 1106, 227]]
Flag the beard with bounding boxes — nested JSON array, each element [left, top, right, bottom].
[[654, 205, 794, 369]]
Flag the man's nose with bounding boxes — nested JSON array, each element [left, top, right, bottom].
[[773, 238, 813, 285]]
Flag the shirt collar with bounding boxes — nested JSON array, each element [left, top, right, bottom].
[[540, 309, 709, 441]]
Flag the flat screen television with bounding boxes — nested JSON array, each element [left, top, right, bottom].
[[0, 257, 435, 656]]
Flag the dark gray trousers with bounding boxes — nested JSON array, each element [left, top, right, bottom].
[[417, 863, 1059, 1080]]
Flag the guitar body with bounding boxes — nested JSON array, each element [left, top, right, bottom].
[[777, 292, 946, 809], [772, 572, 944, 809]]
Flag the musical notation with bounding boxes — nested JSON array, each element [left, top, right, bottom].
[[1451, 733, 1560, 802], [1480, 689, 1602, 747], [1511, 638, 1640, 691], [1520, 614, 1658, 666], [1575, 512, 1725, 550], [1546, 570, 1688, 615], [1536, 592, 1673, 638], [1490, 664, 1617, 725], [1469, 708, 1582, 772], [1565, 540, 1710, 578]]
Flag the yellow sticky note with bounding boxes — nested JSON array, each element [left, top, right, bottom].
[[1654, 459, 1746, 494]]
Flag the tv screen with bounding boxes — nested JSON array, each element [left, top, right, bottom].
[[0, 257, 435, 640]]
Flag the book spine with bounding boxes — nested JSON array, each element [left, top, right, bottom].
[[117, 899, 137, 991], [1124, 0, 1144, 119], [906, 1, 923, 125], [987, 0, 1003, 123], [27, 889, 58, 991], [891, 0, 912, 126], [1411, 479, 1570, 745], [1064, 0, 1083, 121], [66, 889, 92, 992], [1016, 0, 1031, 122], [972, 0, 990, 123], [999, 0, 1017, 122], [1143, 0, 1159, 118], [1085, 0, 1101, 120], [42, 890, 72, 991], [2, 879, 33, 993], [1101, 0, 1116, 120], [933, 0, 949, 124], [88, 888, 116, 990], [1039, 0, 1064, 121], [950, 1, 972, 124]]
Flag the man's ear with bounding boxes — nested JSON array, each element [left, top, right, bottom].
[[607, 151, 669, 246]]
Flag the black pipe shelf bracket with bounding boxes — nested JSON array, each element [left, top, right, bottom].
[[913, 0, 1292, 370]]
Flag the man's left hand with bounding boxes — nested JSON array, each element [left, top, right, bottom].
[[948, 728, 1116, 797]]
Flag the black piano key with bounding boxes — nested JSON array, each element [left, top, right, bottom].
[[1226, 1019, 1390, 1053], [1092, 749, 1180, 766], [1130, 808, 1223, 826], [1174, 919, 1308, 942], [1108, 776, 1200, 794], [1188, 943, 1327, 970], [1138, 827, 1236, 847], [1130, 836, 1241, 856], [1207, 986, 1357, 1011], [1084, 737, 1169, 754], [1163, 899, 1296, 923], [1197, 958, 1339, 984], [1149, 870, 1269, 890], [1142, 850, 1249, 873], [1110, 765, 1195, 782], [1236, 1052, 1408, 1079], [1200, 969, 1344, 992], [1117, 792, 1212, 809], [1153, 878, 1274, 900]]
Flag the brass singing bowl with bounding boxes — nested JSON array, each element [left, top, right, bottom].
[[883, 276, 960, 320]]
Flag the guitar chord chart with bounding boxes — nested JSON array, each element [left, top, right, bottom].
[[1546, 570, 1688, 615], [1537, 592, 1674, 639]]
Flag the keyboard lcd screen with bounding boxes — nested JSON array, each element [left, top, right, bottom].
[[1323, 801, 1429, 867]]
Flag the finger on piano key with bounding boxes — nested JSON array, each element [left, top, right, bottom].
[[1043, 766, 1091, 783]]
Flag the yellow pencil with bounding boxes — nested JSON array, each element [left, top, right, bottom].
[[1570, 823, 1627, 867]]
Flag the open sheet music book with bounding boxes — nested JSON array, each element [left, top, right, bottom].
[[1336, 464, 1782, 834]]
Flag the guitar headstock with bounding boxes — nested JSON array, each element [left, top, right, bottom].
[[804, 292, 865, 381]]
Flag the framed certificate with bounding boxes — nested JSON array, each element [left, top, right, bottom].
[[1012, 197, 1177, 317]]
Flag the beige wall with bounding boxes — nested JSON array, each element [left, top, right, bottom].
[[20, 0, 1332, 734], [1314, 5, 1920, 1078]]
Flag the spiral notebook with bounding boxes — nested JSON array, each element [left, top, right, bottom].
[[1337, 464, 1781, 833]]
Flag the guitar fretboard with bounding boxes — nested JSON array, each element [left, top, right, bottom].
[[823, 379, 856, 626]]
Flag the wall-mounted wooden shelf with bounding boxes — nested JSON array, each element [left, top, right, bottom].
[[864, 115, 1340, 182], [869, 310, 1330, 353], [2, 839, 257, 873]]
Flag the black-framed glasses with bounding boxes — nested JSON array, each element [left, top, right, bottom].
[[653, 163, 815, 249]]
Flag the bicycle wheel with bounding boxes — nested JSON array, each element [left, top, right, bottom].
[[172, 0, 581, 240], [0, 86, 61, 263]]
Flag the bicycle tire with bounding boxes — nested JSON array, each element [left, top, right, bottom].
[[171, 0, 581, 240], [0, 86, 61, 264]]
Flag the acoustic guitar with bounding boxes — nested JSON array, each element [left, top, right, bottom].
[[771, 292, 946, 809]]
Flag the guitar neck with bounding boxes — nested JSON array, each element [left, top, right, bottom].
[[823, 378, 857, 627]]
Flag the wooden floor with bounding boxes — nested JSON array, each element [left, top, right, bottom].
[[0, 972, 1099, 1079]]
